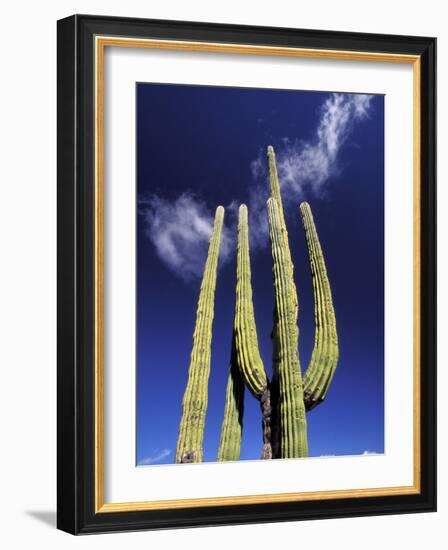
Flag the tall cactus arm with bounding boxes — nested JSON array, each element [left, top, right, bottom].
[[267, 146, 298, 324], [217, 334, 245, 462], [300, 202, 339, 411], [234, 204, 272, 459], [267, 146, 304, 458], [267, 145, 286, 229], [234, 205, 268, 397], [267, 197, 308, 459], [175, 206, 225, 463]]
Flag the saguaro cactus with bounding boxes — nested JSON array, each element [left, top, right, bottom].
[[267, 197, 308, 458], [176, 206, 225, 463], [176, 146, 339, 464], [217, 334, 245, 462], [300, 202, 339, 410]]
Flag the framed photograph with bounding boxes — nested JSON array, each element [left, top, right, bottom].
[[57, 14, 436, 534]]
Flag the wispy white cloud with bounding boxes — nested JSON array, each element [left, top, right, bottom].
[[250, 154, 264, 180], [141, 193, 233, 282], [275, 93, 373, 199], [242, 93, 373, 249], [139, 448, 171, 465]]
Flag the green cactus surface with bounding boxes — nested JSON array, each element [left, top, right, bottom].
[[267, 145, 287, 229], [300, 202, 339, 410], [217, 334, 245, 462], [234, 204, 272, 459], [267, 197, 308, 459], [175, 206, 225, 463], [267, 145, 299, 322]]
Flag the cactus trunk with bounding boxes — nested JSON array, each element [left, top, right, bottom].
[[176, 206, 225, 463], [234, 204, 272, 459], [267, 197, 308, 458], [217, 333, 245, 462], [300, 202, 339, 410]]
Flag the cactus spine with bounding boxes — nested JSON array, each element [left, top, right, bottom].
[[217, 334, 245, 462], [176, 206, 225, 463], [300, 202, 339, 410], [267, 197, 308, 458]]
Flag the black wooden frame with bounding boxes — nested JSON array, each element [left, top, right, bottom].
[[57, 14, 436, 534]]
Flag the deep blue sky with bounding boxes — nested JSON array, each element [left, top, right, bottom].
[[136, 83, 384, 466]]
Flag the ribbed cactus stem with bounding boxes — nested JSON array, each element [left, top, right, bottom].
[[217, 334, 245, 462], [234, 204, 272, 459], [300, 202, 339, 410], [267, 145, 286, 229], [268, 197, 308, 458], [176, 206, 225, 463], [267, 145, 298, 323]]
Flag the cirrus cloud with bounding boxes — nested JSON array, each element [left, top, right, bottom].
[[275, 93, 373, 199], [141, 193, 233, 282], [139, 448, 171, 465]]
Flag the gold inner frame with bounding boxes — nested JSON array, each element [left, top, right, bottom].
[[94, 36, 422, 513]]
